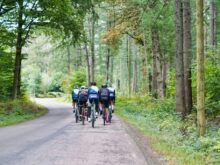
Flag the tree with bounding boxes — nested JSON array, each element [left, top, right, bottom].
[[175, 0, 186, 116], [196, 0, 205, 136], [183, 0, 192, 114], [209, 0, 217, 48], [0, 0, 91, 99]]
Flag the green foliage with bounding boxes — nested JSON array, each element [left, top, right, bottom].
[[0, 100, 47, 126], [166, 69, 175, 98], [0, 50, 13, 100], [116, 96, 220, 165], [69, 69, 87, 91]]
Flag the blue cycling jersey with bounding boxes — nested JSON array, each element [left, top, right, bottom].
[[88, 86, 99, 99], [72, 88, 79, 100]]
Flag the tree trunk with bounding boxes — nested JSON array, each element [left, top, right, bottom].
[[141, 46, 147, 90], [110, 56, 113, 83], [127, 36, 132, 96], [67, 45, 71, 74], [210, 1, 217, 48], [183, 0, 193, 114], [151, 28, 163, 98], [175, 0, 186, 116], [90, 9, 95, 82], [162, 59, 167, 97], [84, 42, 91, 86], [12, 0, 23, 100], [106, 48, 110, 82], [196, 0, 205, 136], [132, 44, 138, 93]]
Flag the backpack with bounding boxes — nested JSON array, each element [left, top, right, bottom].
[[100, 88, 109, 101], [78, 89, 88, 102]]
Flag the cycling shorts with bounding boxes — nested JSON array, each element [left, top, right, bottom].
[[100, 100, 109, 108]]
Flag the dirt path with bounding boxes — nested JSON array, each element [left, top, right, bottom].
[[0, 98, 164, 165]]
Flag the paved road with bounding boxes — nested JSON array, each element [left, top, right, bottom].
[[0, 98, 148, 165]]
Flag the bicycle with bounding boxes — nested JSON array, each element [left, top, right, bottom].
[[78, 103, 87, 125], [90, 102, 96, 128], [75, 105, 79, 123], [102, 103, 111, 125]]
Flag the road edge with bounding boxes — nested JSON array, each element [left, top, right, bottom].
[[117, 114, 167, 165]]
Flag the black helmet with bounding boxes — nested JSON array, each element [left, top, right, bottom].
[[80, 86, 86, 90], [102, 84, 107, 88]]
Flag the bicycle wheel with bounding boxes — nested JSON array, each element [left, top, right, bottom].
[[103, 108, 106, 125], [91, 105, 95, 128], [82, 107, 85, 125], [75, 108, 78, 123], [108, 106, 112, 123]]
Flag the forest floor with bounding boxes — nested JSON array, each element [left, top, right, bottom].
[[115, 96, 220, 165]]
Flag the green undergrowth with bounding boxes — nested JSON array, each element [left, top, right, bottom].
[[0, 100, 48, 126], [116, 96, 220, 165]]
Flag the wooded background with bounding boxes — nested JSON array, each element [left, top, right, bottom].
[[0, 0, 220, 136]]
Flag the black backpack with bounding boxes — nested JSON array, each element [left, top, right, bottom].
[[78, 89, 88, 102], [100, 88, 109, 101]]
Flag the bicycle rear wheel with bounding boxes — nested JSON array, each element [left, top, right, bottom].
[[91, 105, 95, 128], [82, 107, 85, 125], [103, 109, 106, 125], [108, 106, 112, 123], [75, 108, 78, 123]]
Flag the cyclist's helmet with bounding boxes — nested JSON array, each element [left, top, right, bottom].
[[74, 84, 79, 89], [102, 84, 107, 88], [80, 86, 86, 90]]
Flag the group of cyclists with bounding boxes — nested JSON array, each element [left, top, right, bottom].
[[71, 82, 115, 124]]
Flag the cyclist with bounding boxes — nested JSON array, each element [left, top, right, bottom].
[[107, 84, 116, 113], [72, 85, 79, 113], [99, 84, 110, 122], [87, 82, 99, 122], [77, 86, 88, 118]]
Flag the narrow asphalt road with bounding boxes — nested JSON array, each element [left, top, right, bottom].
[[0, 98, 149, 165]]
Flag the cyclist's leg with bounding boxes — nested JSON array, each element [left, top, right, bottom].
[[99, 101, 103, 115], [95, 99, 99, 116], [112, 97, 115, 113]]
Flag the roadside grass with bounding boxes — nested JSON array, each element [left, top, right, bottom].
[[116, 96, 220, 165], [0, 100, 48, 126]]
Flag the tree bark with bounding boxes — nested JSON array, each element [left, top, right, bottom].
[[196, 0, 205, 136], [132, 44, 138, 93], [106, 48, 110, 82], [90, 8, 95, 82], [151, 28, 163, 98], [210, 1, 217, 48], [175, 0, 186, 116], [12, 0, 23, 100], [84, 42, 91, 86], [127, 36, 132, 96], [183, 0, 192, 114]]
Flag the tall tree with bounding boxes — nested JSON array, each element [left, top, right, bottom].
[[196, 0, 205, 136], [12, 0, 24, 99], [210, 0, 217, 48], [175, 0, 186, 116], [183, 0, 192, 114], [151, 27, 163, 98]]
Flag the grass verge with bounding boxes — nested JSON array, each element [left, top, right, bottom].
[[115, 96, 220, 165], [0, 100, 48, 126]]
